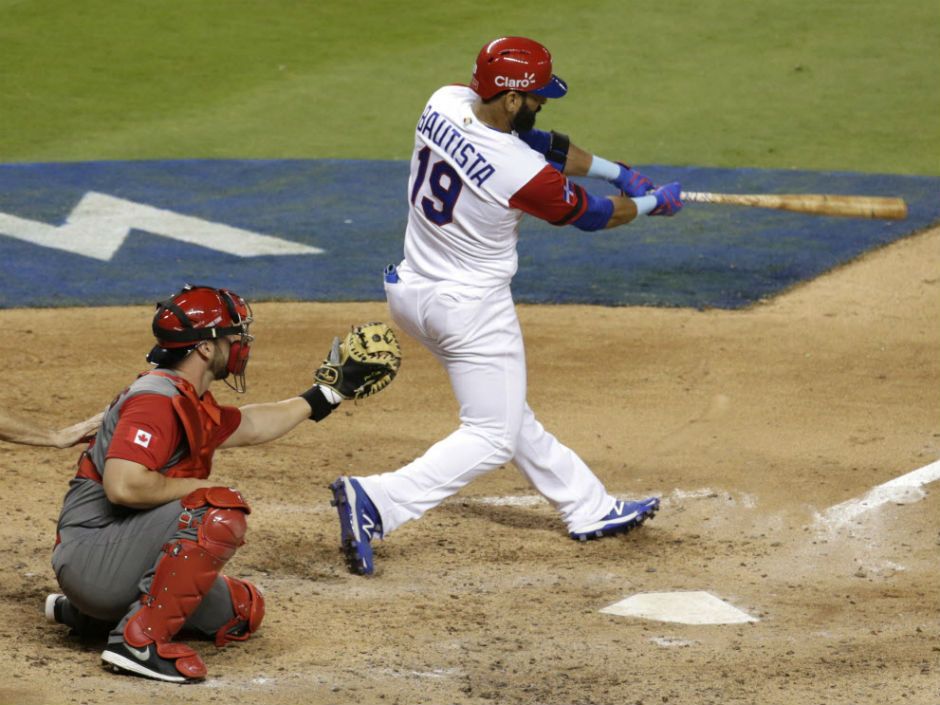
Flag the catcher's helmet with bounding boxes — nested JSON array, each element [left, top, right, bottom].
[[470, 36, 568, 100], [148, 284, 254, 392]]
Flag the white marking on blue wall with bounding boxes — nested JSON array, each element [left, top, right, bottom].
[[0, 191, 322, 261]]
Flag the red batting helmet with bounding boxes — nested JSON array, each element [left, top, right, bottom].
[[149, 284, 254, 392], [470, 36, 568, 100]]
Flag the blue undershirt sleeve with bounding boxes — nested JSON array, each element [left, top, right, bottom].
[[517, 129, 565, 171], [517, 128, 551, 154]]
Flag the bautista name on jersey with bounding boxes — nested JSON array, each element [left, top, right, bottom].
[[404, 85, 610, 288], [416, 104, 496, 188]]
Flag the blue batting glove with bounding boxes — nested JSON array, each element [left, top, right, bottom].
[[612, 162, 655, 197], [650, 182, 683, 216]]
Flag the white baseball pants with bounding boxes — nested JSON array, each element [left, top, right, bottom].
[[357, 261, 616, 535]]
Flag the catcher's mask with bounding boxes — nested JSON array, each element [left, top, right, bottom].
[[470, 36, 568, 101], [147, 284, 254, 393]]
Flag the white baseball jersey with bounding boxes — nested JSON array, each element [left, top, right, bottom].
[[403, 85, 590, 288]]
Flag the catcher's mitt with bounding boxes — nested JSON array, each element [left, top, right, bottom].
[[315, 322, 401, 400]]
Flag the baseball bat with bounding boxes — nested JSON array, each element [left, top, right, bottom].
[[681, 191, 908, 220]]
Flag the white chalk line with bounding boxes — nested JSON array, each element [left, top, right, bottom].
[[469, 495, 548, 507], [466, 490, 753, 509], [816, 458, 940, 529], [265, 488, 749, 516]]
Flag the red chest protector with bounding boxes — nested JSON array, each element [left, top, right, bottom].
[[75, 371, 227, 483], [147, 370, 224, 480]]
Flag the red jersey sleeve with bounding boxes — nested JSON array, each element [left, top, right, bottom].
[[210, 404, 242, 449], [508, 165, 589, 225], [107, 395, 182, 471]]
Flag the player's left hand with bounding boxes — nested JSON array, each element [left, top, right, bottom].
[[314, 322, 402, 400], [649, 182, 683, 216], [611, 163, 655, 197]]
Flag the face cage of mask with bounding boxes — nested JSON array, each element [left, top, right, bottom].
[[223, 327, 254, 394]]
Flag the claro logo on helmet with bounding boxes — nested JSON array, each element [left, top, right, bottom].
[[494, 72, 536, 89]]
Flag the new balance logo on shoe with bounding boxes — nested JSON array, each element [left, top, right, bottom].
[[360, 512, 379, 541]]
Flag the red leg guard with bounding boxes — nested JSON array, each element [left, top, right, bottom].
[[123, 491, 249, 679], [215, 576, 266, 646], [153, 642, 207, 680]]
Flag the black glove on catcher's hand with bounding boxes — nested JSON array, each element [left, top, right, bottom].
[[315, 322, 401, 400]]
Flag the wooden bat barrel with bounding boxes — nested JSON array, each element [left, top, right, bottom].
[[681, 191, 908, 220]]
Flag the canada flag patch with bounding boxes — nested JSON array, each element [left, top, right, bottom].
[[131, 428, 153, 448]]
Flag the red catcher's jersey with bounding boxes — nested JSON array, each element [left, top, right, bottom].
[[88, 371, 241, 478]]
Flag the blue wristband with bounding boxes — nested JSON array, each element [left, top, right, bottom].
[[587, 156, 621, 181]]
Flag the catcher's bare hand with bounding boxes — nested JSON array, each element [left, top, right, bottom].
[[53, 412, 104, 448], [314, 322, 401, 400]]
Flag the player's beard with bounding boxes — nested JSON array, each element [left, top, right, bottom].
[[510, 100, 538, 133], [209, 341, 230, 380]]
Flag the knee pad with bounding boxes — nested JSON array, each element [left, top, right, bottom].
[[215, 576, 265, 646], [181, 486, 251, 561], [182, 486, 252, 514], [197, 507, 248, 561]]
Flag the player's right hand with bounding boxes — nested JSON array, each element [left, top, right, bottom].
[[612, 162, 655, 197], [649, 182, 683, 216], [55, 412, 104, 448]]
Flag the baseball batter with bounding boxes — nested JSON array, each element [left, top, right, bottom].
[[46, 285, 398, 682], [330, 36, 683, 576]]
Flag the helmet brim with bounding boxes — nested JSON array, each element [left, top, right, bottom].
[[531, 75, 568, 99]]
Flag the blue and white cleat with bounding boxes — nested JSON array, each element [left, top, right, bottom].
[[569, 497, 660, 541], [329, 476, 383, 575]]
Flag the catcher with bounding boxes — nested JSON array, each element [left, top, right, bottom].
[[45, 284, 399, 683]]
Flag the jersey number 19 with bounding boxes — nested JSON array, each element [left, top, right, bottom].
[[411, 146, 463, 226]]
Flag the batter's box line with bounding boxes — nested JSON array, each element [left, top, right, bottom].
[[814, 458, 940, 531]]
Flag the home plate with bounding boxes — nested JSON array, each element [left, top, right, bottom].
[[600, 591, 758, 625]]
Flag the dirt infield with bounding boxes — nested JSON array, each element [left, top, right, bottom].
[[1, 227, 937, 705]]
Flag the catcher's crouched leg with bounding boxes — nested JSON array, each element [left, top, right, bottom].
[[214, 576, 265, 646], [102, 487, 251, 683]]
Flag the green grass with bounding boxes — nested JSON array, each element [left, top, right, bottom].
[[1, 0, 937, 174]]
